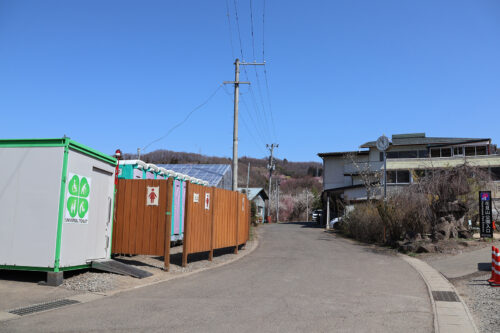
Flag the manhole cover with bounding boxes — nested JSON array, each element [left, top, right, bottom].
[[9, 299, 80, 316], [432, 291, 460, 302]]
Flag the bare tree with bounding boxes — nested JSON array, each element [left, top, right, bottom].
[[344, 153, 382, 200]]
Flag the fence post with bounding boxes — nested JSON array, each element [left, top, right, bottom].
[[235, 192, 240, 254], [247, 197, 250, 243], [209, 187, 215, 261], [182, 182, 190, 267], [164, 179, 173, 271]]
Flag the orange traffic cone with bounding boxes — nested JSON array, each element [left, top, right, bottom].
[[491, 247, 500, 287], [488, 246, 496, 283]]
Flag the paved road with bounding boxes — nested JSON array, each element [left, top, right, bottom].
[[1, 223, 433, 332], [426, 246, 493, 279]]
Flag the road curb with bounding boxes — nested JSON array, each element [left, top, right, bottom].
[[400, 254, 478, 333]]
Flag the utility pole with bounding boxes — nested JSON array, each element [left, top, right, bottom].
[[276, 178, 280, 223], [246, 162, 250, 197], [306, 190, 309, 222], [266, 143, 278, 220], [137, 148, 141, 160], [224, 59, 265, 191]]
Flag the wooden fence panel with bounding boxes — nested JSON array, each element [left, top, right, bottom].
[[184, 183, 214, 256], [238, 193, 250, 244], [112, 179, 172, 258], [213, 188, 238, 249]]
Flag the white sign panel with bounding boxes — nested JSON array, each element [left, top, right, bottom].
[[193, 193, 199, 203], [147, 186, 159, 206], [205, 193, 210, 210], [64, 173, 91, 224]]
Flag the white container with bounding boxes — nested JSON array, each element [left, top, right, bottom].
[[0, 138, 117, 274]]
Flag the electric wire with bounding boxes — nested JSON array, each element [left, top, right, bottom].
[[232, 0, 273, 143], [222, 84, 268, 149], [261, 0, 277, 142], [142, 84, 223, 152], [222, 84, 267, 155], [225, 0, 235, 59]]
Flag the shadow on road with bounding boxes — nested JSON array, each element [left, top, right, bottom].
[[0, 270, 46, 284], [278, 221, 322, 229]]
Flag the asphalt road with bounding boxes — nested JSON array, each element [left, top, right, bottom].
[[1, 223, 433, 332]]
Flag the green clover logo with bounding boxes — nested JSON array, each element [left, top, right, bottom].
[[67, 175, 90, 218]]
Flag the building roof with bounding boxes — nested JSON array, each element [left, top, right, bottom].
[[317, 150, 369, 158], [360, 133, 490, 148], [157, 164, 231, 187], [237, 188, 269, 201]]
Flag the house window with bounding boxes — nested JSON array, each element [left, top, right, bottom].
[[397, 170, 410, 183], [418, 150, 428, 158], [400, 151, 418, 158], [465, 146, 476, 156], [441, 148, 452, 157], [431, 148, 441, 158], [476, 146, 487, 155], [453, 147, 463, 156], [386, 170, 410, 184], [387, 171, 397, 183], [387, 152, 399, 159]]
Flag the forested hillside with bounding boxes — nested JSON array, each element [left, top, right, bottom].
[[124, 149, 323, 221]]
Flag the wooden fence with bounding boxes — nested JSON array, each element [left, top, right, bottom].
[[112, 179, 250, 270], [182, 183, 250, 266], [112, 179, 172, 270]]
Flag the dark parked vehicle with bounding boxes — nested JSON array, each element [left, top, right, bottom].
[[312, 209, 323, 223]]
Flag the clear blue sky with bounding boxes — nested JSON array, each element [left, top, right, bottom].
[[1, 1, 499, 162]]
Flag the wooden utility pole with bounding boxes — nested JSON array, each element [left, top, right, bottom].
[[246, 162, 250, 197], [306, 191, 309, 222], [224, 59, 264, 191], [276, 178, 280, 223], [266, 143, 278, 221]]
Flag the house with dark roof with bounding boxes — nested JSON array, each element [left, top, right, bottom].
[[318, 133, 500, 218], [237, 188, 269, 222]]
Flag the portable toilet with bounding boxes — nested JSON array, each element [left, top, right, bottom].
[[0, 138, 117, 285], [158, 167, 168, 179], [118, 160, 147, 179], [146, 164, 158, 179]]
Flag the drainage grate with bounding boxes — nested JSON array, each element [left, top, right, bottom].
[[432, 291, 460, 302], [8, 299, 80, 316]]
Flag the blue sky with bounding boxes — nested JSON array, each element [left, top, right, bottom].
[[1, 1, 499, 162]]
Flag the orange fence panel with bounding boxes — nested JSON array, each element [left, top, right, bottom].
[[112, 179, 172, 270]]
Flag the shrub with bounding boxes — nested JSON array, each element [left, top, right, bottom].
[[342, 203, 384, 243]]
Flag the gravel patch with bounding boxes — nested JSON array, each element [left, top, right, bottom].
[[60, 227, 259, 294], [62, 271, 116, 293], [454, 273, 500, 333]]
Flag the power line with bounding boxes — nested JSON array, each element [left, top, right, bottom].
[[232, 0, 245, 60], [261, 0, 277, 142], [224, 0, 235, 59], [232, 0, 273, 143], [142, 84, 223, 152], [222, 82, 267, 155]]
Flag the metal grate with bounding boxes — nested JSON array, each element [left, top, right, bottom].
[[432, 291, 460, 302], [8, 299, 80, 316]]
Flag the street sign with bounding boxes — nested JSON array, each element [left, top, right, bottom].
[[146, 186, 159, 206], [479, 191, 493, 238], [376, 135, 390, 152], [205, 193, 210, 210]]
